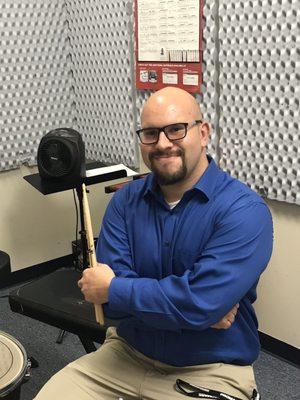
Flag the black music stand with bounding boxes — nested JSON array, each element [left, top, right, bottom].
[[9, 165, 129, 352], [23, 165, 128, 269]]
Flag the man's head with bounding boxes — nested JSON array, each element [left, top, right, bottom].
[[138, 87, 210, 186]]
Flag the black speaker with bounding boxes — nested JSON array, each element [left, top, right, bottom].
[[37, 128, 85, 182]]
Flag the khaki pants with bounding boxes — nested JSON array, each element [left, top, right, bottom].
[[35, 327, 257, 400]]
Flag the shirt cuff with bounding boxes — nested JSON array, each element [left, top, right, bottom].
[[108, 277, 134, 313]]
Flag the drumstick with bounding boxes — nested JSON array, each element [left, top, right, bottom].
[[82, 183, 105, 326]]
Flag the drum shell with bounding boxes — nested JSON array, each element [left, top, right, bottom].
[[1, 386, 21, 400], [0, 331, 29, 399]]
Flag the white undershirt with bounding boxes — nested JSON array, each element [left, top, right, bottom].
[[167, 200, 180, 209]]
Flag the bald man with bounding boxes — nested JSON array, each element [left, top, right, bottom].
[[36, 88, 272, 400]]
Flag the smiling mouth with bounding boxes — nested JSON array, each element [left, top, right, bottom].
[[152, 152, 182, 159], [153, 155, 182, 163], [149, 150, 183, 165], [155, 155, 179, 159]]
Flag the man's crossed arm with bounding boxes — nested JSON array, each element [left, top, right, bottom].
[[78, 263, 240, 330]]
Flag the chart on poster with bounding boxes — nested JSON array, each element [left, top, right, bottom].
[[137, 0, 200, 62], [135, 0, 203, 93]]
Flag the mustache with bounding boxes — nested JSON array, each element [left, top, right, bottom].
[[149, 149, 184, 161]]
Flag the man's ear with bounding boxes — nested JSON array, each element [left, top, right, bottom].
[[199, 122, 210, 147]]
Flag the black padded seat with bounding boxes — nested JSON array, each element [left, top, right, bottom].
[[9, 268, 122, 350]]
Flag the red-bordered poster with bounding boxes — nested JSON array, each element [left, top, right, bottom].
[[134, 0, 204, 93]]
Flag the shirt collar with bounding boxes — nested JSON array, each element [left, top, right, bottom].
[[143, 173, 158, 198], [142, 155, 220, 201], [193, 156, 220, 201]]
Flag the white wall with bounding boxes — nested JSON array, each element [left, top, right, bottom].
[[1, 163, 299, 349], [254, 200, 300, 349]]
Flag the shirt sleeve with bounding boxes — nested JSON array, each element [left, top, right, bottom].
[[96, 188, 139, 279], [108, 199, 273, 331]]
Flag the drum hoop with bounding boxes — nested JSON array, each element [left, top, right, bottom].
[[0, 331, 28, 396]]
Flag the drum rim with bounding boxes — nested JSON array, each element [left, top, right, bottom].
[[0, 331, 28, 396]]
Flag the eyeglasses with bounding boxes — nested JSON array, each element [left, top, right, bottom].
[[136, 120, 202, 145]]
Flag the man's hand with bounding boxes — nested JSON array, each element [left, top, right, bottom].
[[77, 263, 115, 305], [210, 303, 239, 329]]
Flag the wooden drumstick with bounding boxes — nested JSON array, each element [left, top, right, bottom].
[[82, 183, 105, 326]]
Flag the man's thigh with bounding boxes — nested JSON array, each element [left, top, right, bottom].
[[34, 328, 147, 400]]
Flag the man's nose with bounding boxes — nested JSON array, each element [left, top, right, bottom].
[[155, 130, 173, 149]]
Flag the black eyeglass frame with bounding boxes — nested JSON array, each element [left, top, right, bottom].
[[136, 120, 202, 145]]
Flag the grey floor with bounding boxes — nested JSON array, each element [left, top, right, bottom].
[[0, 286, 299, 400]]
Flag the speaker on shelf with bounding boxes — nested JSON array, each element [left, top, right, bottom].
[[37, 128, 86, 182]]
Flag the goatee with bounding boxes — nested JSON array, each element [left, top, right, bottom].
[[149, 149, 187, 185]]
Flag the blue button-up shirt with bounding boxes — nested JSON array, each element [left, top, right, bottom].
[[96, 157, 273, 366]]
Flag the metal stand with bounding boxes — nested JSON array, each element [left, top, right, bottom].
[[79, 336, 97, 353], [56, 329, 67, 344], [76, 184, 89, 270]]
